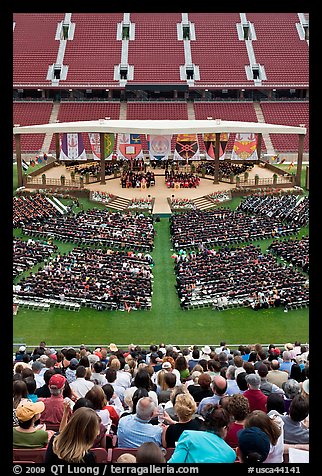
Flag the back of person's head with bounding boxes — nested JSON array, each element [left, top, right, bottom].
[[76, 365, 87, 378], [289, 394, 309, 422], [21, 368, 33, 380], [218, 352, 228, 363], [202, 403, 231, 436], [289, 364, 303, 382], [164, 371, 176, 389], [64, 348, 77, 361], [266, 393, 285, 415], [226, 365, 236, 380], [192, 349, 200, 359], [234, 356, 244, 368], [170, 384, 188, 405], [136, 396, 156, 420], [105, 368, 117, 383], [245, 373, 261, 389], [24, 376, 36, 394], [238, 427, 270, 463], [13, 380, 28, 408], [270, 360, 280, 370], [52, 407, 100, 463], [236, 372, 248, 391], [109, 358, 121, 371], [243, 361, 255, 374], [85, 385, 107, 410], [42, 368, 56, 385], [258, 364, 269, 378], [116, 453, 137, 463], [136, 442, 166, 464], [174, 393, 196, 422], [101, 383, 114, 402], [78, 356, 90, 368], [73, 398, 94, 413], [227, 393, 250, 421], [132, 388, 149, 414], [208, 359, 221, 373], [198, 373, 211, 389], [134, 369, 152, 390], [198, 359, 208, 372], [282, 351, 291, 361], [244, 410, 281, 445], [93, 361, 104, 374], [212, 375, 227, 396]]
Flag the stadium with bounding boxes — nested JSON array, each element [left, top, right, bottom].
[[12, 12, 310, 465]]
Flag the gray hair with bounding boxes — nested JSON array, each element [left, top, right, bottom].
[[136, 397, 156, 420], [226, 365, 236, 380]]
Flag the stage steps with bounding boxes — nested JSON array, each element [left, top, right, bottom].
[[192, 195, 214, 210], [108, 196, 131, 211]]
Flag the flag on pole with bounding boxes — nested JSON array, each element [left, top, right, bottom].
[[22, 159, 29, 172], [117, 134, 143, 160], [148, 135, 172, 161], [173, 134, 199, 161], [88, 133, 115, 160], [60, 133, 87, 160], [230, 133, 258, 161]]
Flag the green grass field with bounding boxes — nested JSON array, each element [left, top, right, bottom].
[[13, 162, 309, 348]]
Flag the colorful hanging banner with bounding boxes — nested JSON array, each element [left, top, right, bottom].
[[203, 133, 229, 160], [117, 133, 143, 160], [88, 133, 115, 160], [60, 133, 87, 160], [230, 133, 258, 161], [148, 135, 172, 161], [173, 134, 200, 161]]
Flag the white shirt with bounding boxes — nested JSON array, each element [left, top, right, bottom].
[[265, 411, 285, 463], [33, 373, 45, 389], [70, 378, 94, 398], [115, 370, 132, 390]]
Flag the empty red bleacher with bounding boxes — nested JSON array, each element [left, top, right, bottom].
[[13, 13, 63, 87], [128, 13, 185, 84], [61, 13, 123, 86], [194, 101, 266, 152], [247, 13, 309, 87], [189, 13, 250, 86], [49, 101, 121, 153], [13, 101, 54, 152], [260, 101, 309, 152], [126, 101, 189, 150]]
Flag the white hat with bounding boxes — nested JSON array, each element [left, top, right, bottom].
[[162, 362, 172, 369], [19, 346, 26, 352], [201, 345, 211, 354]]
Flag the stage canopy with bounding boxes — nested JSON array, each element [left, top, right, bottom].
[[13, 119, 307, 136]]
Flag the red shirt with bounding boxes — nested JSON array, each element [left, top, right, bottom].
[[38, 395, 65, 425], [243, 389, 267, 413], [225, 421, 244, 448]]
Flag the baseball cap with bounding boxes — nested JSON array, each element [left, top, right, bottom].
[[238, 427, 270, 462], [162, 362, 172, 369], [245, 373, 261, 387], [49, 374, 66, 389], [282, 379, 301, 399], [16, 400, 45, 422], [32, 361, 45, 371], [69, 358, 79, 369]]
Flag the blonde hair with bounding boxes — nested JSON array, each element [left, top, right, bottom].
[[109, 358, 121, 371], [174, 393, 196, 422], [52, 407, 100, 463], [157, 369, 168, 391]]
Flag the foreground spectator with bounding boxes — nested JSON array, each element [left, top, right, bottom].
[[45, 407, 100, 463], [237, 427, 271, 463], [13, 400, 48, 448], [168, 404, 236, 463], [136, 442, 166, 463]]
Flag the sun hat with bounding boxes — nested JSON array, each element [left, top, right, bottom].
[[19, 346, 26, 352], [109, 343, 118, 352], [16, 400, 45, 422], [282, 379, 301, 399], [238, 427, 271, 462], [302, 379, 309, 396], [201, 345, 212, 354], [284, 343, 294, 351], [49, 374, 66, 389]]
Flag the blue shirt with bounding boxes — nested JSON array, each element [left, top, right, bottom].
[[117, 414, 163, 448], [197, 394, 222, 416], [168, 430, 236, 463]]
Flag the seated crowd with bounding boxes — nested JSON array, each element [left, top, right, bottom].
[[174, 244, 309, 310], [237, 194, 309, 228], [13, 247, 153, 311], [120, 171, 155, 188], [170, 208, 300, 249], [22, 209, 155, 252], [13, 340, 309, 464], [196, 162, 253, 178], [268, 236, 309, 273], [13, 238, 57, 279], [13, 194, 60, 229], [72, 163, 115, 178], [165, 171, 200, 188]]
